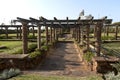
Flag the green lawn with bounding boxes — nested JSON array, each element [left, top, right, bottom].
[[102, 42, 120, 51], [9, 74, 102, 80], [0, 41, 36, 54]]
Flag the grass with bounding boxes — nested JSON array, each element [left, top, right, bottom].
[[0, 41, 36, 54], [9, 74, 102, 80], [102, 42, 120, 51], [0, 41, 22, 53]]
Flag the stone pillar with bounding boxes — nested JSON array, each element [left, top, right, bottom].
[[16, 27, 19, 39], [22, 22, 28, 54], [32, 26, 35, 37], [5, 27, 8, 38], [86, 25, 90, 51], [115, 26, 118, 40], [50, 26, 52, 43], [46, 26, 48, 47], [19, 26, 22, 39], [96, 22, 103, 56], [78, 26, 81, 43], [53, 27, 55, 42], [94, 25, 97, 38], [37, 25, 41, 50], [106, 26, 109, 37], [80, 26, 83, 45]]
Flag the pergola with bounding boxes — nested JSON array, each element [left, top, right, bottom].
[[1, 16, 112, 56]]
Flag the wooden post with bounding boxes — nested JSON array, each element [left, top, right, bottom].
[[96, 22, 102, 56], [115, 26, 118, 40], [50, 26, 52, 43], [37, 25, 41, 50], [16, 27, 19, 39], [78, 26, 81, 43], [94, 25, 97, 38], [5, 27, 8, 38], [46, 26, 48, 47], [80, 26, 83, 45], [32, 26, 35, 37], [77, 27, 79, 41], [19, 26, 22, 39], [106, 26, 109, 37], [53, 27, 55, 42], [86, 25, 90, 51], [22, 22, 28, 54]]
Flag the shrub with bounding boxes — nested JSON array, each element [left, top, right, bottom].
[[104, 72, 120, 80], [28, 35, 36, 39], [0, 68, 21, 79], [111, 62, 120, 72], [29, 50, 41, 58], [28, 43, 37, 53], [41, 45, 48, 51], [83, 51, 95, 62]]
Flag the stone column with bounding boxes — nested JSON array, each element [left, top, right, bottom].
[[19, 26, 22, 39], [5, 27, 8, 38], [16, 27, 19, 39], [106, 26, 109, 37], [86, 25, 90, 51], [115, 26, 118, 40], [94, 25, 97, 38], [80, 26, 83, 45], [32, 26, 35, 37], [22, 22, 28, 54], [50, 26, 52, 43], [46, 26, 48, 47], [53, 27, 55, 42], [96, 22, 103, 56], [37, 25, 41, 50]]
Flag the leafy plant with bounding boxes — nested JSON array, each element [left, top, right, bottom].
[[104, 72, 120, 80], [28, 35, 36, 39], [29, 50, 41, 58], [111, 62, 120, 72], [28, 43, 37, 53], [41, 45, 48, 51], [83, 51, 95, 62], [0, 68, 21, 79]]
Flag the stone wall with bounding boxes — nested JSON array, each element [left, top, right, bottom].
[[0, 50, 49, 70]]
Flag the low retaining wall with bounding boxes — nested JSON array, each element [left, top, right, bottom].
[[0, 47, 53, 70], [92, 56, 119, 73]]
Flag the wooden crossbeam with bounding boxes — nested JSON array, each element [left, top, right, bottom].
[[29, 17, 39, 22], [40, 16, 48, 21], [0, 25, 36, 27], [17, 17, 30, 23]]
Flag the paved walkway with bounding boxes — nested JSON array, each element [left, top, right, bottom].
[[24, 34, 96, 77]]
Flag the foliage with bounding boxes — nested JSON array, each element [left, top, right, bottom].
[[0, 68, 21, 79], [83, 51, 95, 62], [104, 72, 120, 80], [28, 43, 37, 53], [28, 35, 36, 39], [111, 62, 120, 72], [41, 45, 48, 51], [101, 35, 114, 40], [29, 50, 41, 58]]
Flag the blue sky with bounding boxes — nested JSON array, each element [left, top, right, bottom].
[[0, 0, 120, 24]]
